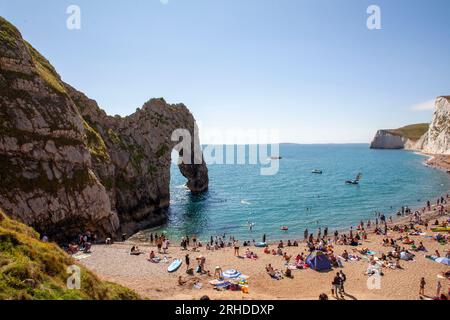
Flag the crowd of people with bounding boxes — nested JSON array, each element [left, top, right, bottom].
[[58, 193, 449, 300]]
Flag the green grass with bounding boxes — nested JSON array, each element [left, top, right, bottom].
[[83, 120, 111, 163], [387, 123, 429, 141], [0, 209, 140, 300], [25, 42, 67, 95], [0, 16, 22, 54]]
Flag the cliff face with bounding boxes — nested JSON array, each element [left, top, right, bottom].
[[0, 17, 208, 241], [419, 96, 450, 155], [370, 124, 429, 150], [369, 130, 409, 149], [370, 97, 450, 155]]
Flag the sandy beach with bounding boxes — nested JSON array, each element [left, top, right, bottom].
[[77, 157, 450, 300], [79, 206, 450, 300]]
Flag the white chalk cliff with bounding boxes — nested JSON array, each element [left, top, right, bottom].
[[371, 96, 450, 155], [417, 96, 450, 155]]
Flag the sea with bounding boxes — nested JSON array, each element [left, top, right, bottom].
[[142, 144, 450, 242]]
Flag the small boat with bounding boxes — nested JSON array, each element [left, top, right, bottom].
[[167, 259, 182, 273], [255, 242, 267, 248], [311, 169, 323, 174], [346, 173, 362, 185], [270, 156, 282, 160], [280, 226, 289, 231]]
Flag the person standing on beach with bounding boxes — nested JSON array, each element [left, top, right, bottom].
[[263, 234, 266, 243], [185, 254, 190, 270], [233, 240, 240, 256], [419, 277, 426, 296], [156, 237, 162, 253], [162, 239, 169, 254], [334, 230, 338, 244], [192, 235, 197, 248], [304, 229, 308, 240], [339, 271, 347, 295], [332, 273, 342, 298]]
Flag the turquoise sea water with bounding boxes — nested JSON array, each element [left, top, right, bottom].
[[147, 144, 450, 242]]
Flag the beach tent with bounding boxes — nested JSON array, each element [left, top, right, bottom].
[[306, 251, 332, 271], [435, 257, 450, 265], [400, 252, 414, 261]]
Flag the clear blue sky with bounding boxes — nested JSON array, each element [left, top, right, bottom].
[[1, 0, 449, 143]]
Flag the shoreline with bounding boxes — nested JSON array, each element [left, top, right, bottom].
[[128, 154, 450, 246], [79, 202, 450, 300], [78, 155, 450, 300]]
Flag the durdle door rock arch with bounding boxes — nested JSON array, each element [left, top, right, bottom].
[[0, 17, 208, 241], [68, 87, 209, 236]]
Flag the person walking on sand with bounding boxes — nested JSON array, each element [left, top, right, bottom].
[[419, 277, 426, 296], [233, 240, 240, 256]]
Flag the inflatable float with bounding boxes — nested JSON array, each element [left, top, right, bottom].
[[167, 259, 182, 272]]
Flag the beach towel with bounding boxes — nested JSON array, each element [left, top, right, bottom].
[[193, 283, 203, 289]]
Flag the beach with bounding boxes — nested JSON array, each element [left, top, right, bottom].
[[426, 154, 450, 173], [79, 198, 450, 300]]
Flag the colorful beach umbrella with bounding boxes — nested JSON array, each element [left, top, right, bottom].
[[435, 257, 450, 265], [222, 269, 241, 278]]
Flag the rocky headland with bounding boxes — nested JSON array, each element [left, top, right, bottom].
[[0, 17, 208, 241], [370, 96, 450, 161]]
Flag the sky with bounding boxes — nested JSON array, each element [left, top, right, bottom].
[[1, 0, 449, 144]]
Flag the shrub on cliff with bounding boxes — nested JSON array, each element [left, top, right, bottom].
[[0, 210, 140, 300]]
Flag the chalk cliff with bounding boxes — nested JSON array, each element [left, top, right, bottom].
[[370, 124, 429, 150], [418, 96, 450, 155], [0, 17, 208, 241], [370, 97, 450, 155]]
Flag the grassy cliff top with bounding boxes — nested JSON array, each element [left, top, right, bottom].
[[386, 123, 429, 141], [0, 209, 140, 300]]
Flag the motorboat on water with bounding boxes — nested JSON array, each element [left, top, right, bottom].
[[346, 172, 362, 185], [280, 226, 289, 231], [311, 169, 323, 174], [270, 156, 282, 160]]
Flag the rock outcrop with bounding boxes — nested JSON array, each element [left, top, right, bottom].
[[370, 130, 409, 149], [370, 97, 450, 155], [370, 124, 429, 150], [0, 17, 208, 241], [419, 96, 450, 155]]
